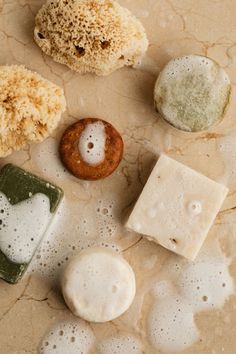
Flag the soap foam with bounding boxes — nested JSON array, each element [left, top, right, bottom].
[[148, 295, 199, 352], [97, 334, 142, 354], [96, 200, 118, 239], [27, 136, 235, 353], [28, 198, 121, 280], [39, 319, 95, 354], [162, 56, 218, 80], [176, 256, 233, 311], [146, 236, 234, 352], [0, 192, 51, 263], [78, 122, 106, 166], [39, 321, 142, 354]]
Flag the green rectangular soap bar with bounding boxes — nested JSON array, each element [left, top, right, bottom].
[[0, 164, 63, 284]]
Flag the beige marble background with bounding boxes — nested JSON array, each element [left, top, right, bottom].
[[1, 1, 236, 353]]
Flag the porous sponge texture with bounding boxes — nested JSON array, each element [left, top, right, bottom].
[[34, 0, 148, 76], [0, 65, 66, 157]]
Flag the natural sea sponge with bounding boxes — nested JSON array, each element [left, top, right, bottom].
[[34, 0, 148, 76], [0, 65, 66, 157]]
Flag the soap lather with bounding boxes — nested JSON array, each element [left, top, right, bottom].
[[0, 164, 63, 284]]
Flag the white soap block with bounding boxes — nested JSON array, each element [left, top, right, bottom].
[[126, 155, 228, 260]]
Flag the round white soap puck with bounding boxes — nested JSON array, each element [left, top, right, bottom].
[[61, 247, 136, 322]]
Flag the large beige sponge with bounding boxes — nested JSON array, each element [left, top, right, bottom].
[[0, 65, 66, 157], [34, 0, 148, 76]]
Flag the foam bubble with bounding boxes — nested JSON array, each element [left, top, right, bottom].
[[29, 198, 121, 280], [97, 334, 142, 354], [39, 319, 95, 354], [162, 56, 217, 80], [176, 256, 233, 311], [148, 295, 198, 352], [146, 237, 234, 352], [78, 122, 106, 166], [0, 193, 51, 263], [187, 201, 202, 216]]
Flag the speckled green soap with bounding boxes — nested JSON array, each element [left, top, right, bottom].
[[0, 164, 63, 284], [154, 55, 231, 132]]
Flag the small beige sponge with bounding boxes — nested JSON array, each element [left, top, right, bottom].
[[154, 55, 231, 132], [0, 65, 66, 157], [61, 247, 136, 322], [34, 0, 148, 76]]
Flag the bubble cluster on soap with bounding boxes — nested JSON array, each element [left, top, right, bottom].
[[161, 56, 229, 84], [97, 334, 142, 354], [29, 136, 124, 277], [154, 55, 231, 132], [39, 319, 95, 354], [0, 192, 51, 263], [78, 122, 106, 166]]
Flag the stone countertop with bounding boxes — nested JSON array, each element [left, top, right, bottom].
[[1, 1, 236, 353]]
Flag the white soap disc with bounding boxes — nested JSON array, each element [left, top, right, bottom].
[[61, 247, 136, 322]]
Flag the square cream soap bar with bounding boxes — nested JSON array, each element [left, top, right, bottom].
[[126, 155, 228, 260]]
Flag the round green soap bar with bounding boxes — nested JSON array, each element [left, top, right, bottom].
[[154, 55, 231, 132]]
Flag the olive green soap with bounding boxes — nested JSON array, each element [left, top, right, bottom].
[[0, 164, 63, 284], [154, 55, 231, 132]]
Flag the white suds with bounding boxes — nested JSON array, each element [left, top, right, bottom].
[[78, 122, 106, 166], [39, 319, 95, 354], [28, 198, 122, 280], [0, 193, 51, 263], [39, 321, 142, 354], [148, 295, 198, 352], [97, 334, 142, 354], [146, 237, 234, 352]]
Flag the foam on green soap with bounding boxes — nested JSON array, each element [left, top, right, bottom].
[[0, 193, 51, 264], [0, 164, 63, 284]]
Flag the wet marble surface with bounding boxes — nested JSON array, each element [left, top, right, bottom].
[[1, 1, 236, 353]]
